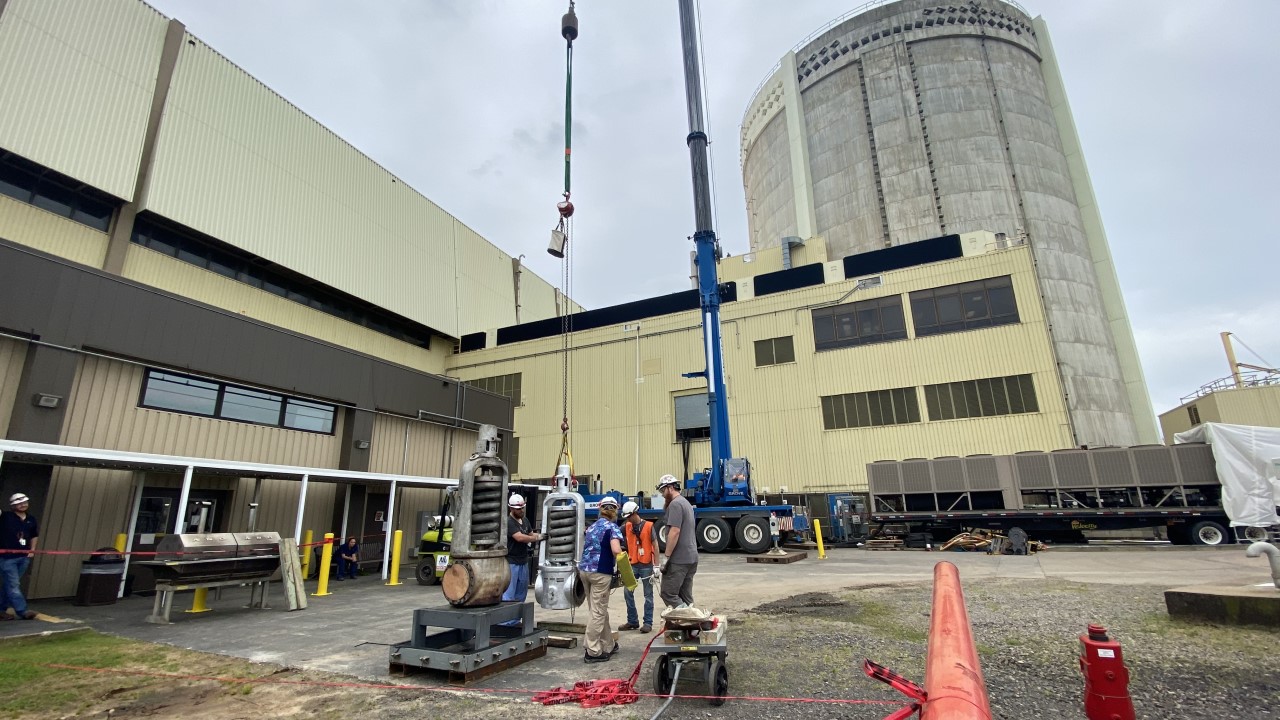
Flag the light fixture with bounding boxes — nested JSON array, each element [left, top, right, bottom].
[[33, 393, 61, 409], [353, 440, 371, 450]]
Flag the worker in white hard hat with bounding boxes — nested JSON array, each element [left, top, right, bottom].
[[1, 492, 39, 620], [580, 495, 625, 662], [617, 500, 655, 633], [652, 474, 697, 608], [501, 493, 542, 607]]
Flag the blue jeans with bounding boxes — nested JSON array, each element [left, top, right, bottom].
[[500, 560, 530, 627], [502, 560, 530, 602], [337, 557, 359, 578], [1, 556, 31, 615], [624, 565, 654, 627]]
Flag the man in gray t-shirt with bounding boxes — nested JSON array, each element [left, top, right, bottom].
[[654, 474, 698, 607]]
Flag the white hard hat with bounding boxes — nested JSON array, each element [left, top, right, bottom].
[[598, 496, 619, 509], [621, 501, 639, 516], [656, 474, 680, 491], [9, 493, 29, 506], [507, 493, 526, 509]]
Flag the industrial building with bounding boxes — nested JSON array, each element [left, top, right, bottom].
[[0, 0, 570, 599], [738, 0, 1156, 449], [1, 0, 1156, 599]]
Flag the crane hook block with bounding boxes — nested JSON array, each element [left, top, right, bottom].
[[561, 6, 578, 42], [557, 199, 574, 219]]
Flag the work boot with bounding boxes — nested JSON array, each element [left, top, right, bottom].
[[0, 612, 11, 621], [617, 622, 638, 631], [21, 610, 37, 620], [640, 625, 652, 633]]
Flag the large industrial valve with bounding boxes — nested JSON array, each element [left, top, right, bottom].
[[534, 464, 587, 609], [441, 425, 511, 606]]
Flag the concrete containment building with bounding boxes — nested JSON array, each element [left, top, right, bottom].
[[739, 0, 1155, 448]]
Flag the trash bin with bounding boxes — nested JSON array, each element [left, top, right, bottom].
[[75, 547, 126, 606]]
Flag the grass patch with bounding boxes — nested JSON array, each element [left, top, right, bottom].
[[848, 600, 928, 643], [0, 630, 132, 715]]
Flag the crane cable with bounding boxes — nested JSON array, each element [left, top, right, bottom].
[[553, 1, 578, 481]]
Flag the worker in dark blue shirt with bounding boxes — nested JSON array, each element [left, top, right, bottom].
[[1, 492, 40, 620], [336, 536, 360, 580]]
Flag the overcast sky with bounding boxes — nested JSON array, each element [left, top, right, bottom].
[[143, 0, 1278, 419]]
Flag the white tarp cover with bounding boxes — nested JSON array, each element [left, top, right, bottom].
[[1173, 423, 1280, 526]]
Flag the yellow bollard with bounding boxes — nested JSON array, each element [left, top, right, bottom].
[[300, 529, 313, 579], [386, 529, 403, 586], [313, 532, 334, 596], [186, 587, 211, 614], [814, 519, 827, 560], [113, 533, 127, 553]]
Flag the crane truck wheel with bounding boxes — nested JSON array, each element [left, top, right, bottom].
[[734, 517, 770, 554], [1189, 520, 1229, 546], [652, 519, 669, 554], [697, 518, 731, 553]]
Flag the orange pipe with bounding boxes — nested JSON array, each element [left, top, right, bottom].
[[922, 562, 992, 720]]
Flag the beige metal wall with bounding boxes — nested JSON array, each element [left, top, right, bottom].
[[25, 352, 346, 598], [448, 245, 1073, 495], [122, 246, 451, 374], [367, 412, 477, 479], [0, 0, 166, 200], [1159, 385, 1280, 443], [0, 335, 26, 438], [0, 197, 109, 268]]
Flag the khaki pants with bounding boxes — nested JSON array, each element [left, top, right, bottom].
[[583, 571, 615, 657]]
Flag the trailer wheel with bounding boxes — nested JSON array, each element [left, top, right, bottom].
[[1190, 520, 1228, 546], [734, 517, 770, 554], [1242, 526, 1269, 543], [697, 518, 731, 553], [416, 559, 439, 586]]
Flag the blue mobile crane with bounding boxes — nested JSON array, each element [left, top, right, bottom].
[[583, 0, 806, 554]]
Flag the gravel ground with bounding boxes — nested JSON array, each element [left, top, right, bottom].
[[354, 576, 1278, 720], [636, 578, 1278, 720]]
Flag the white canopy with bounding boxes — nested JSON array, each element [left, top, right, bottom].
[[1173, 423, 1280, 527]]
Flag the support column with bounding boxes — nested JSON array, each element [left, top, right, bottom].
[[102, 19, 187, 275]]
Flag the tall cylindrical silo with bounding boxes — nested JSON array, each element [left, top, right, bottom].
[[740, 0, 1155, 447]]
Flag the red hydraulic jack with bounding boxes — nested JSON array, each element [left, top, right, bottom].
[[1079, 624, 1136, 720]]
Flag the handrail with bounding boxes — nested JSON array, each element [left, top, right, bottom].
[[922, 562, 992, 720]]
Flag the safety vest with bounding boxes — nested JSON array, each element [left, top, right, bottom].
[[624, 519, 655, 567]]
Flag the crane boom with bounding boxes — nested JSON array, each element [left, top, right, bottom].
[[676, 0, 750, 506]]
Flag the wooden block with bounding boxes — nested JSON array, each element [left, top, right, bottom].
[[547, 634, 579, 649], [745, 551, 807, 564], [537, 621, 586, 635]]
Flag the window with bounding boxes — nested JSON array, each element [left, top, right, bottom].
[[821, 387, 920, 430], [910, 276, 1019, 337], [140, 368, 337, 434], [0, 152, 116, 231], [1188, 405, 1200, 426], [674, 393, 711, 441], [923, 374, 1038, 421], [754, 336, 795, 366], [130, 216, 432, 349], [812, 295, 907, 351], [467, 373, 522, 405]]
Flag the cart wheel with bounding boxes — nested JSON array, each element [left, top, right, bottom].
[[653, 655, 672, 696], [707, 657, 728, 706]]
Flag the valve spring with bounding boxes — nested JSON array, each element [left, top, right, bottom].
[[545, 507, 580, 559]]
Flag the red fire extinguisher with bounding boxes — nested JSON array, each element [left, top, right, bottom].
[[1079, 623, 1136, 720]]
